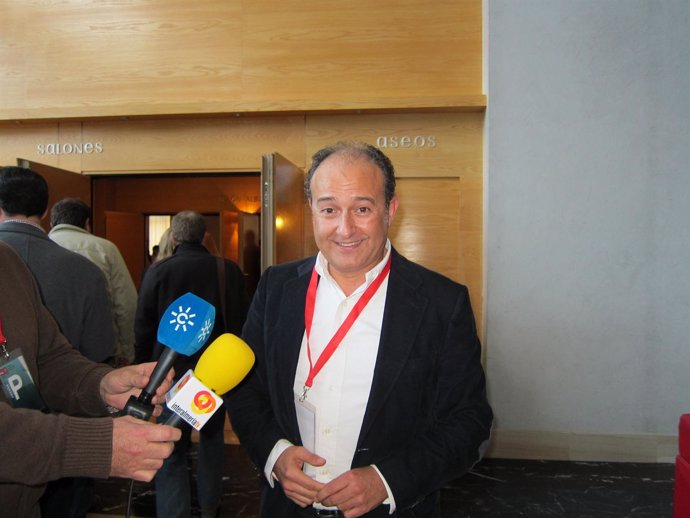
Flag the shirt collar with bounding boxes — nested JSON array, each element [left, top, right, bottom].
[[0, 218, 46, 233], [50, 223, 88, 235], [315, 239, 392, 295]]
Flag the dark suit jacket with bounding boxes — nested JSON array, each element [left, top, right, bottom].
[[226, 248, 493, 518], [0, 222, 114, 362]]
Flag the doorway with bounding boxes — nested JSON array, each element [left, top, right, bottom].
[[20, 153, 305, 290], [92, 173, 262, 288]]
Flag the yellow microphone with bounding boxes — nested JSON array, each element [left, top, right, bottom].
[[194, 333, 255, 395], [164, 333, 255, 429]]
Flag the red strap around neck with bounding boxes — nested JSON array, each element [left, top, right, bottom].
[[302, 255, 391, 393]]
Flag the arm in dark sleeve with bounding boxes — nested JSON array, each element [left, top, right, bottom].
[[0, 405, 113, 484]]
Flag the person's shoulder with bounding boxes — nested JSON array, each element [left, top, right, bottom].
[[260, 256, 314, 285], [268, 256, 313, 274], [50, 241, 104, 274], [148, 254, 176, 272], [393, 249, 467, 292]]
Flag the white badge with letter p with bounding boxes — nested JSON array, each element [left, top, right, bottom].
[[0, 348, 46, 410]]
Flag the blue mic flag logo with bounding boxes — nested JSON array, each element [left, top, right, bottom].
[[157, 292, 216, 355]]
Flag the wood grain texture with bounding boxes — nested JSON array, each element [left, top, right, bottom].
[[1, 0, 482, 120], [80, 116, 306, 173]]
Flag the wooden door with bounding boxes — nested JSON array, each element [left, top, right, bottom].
[[260, 153, 304, 271], [220, 210, 239, 263], [104, 211, 146, 289], [16, 158, 90, 231]]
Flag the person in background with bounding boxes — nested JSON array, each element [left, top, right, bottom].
[[226, 141, 493, 518], [141, 227, 173, 284], [0, 166, 117, 518], [0, 239, 181, 518], [49, 197, 138, 367], [135, 210, 248, 518], [149, 244, 160, 263], [156, 227, 174, 262]]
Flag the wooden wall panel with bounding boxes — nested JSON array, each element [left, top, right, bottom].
[[80, 117, 306, 173], [392, 178, 461, 275], [0, 123, 60, 167], [305, 113, 483, 177], [241, 1, 481, 100], [1, 0, 482, 120]]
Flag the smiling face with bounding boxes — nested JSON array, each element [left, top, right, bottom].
[[308, 152, 398, 294]]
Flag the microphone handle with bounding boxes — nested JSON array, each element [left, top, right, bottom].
[[139, 348, 178, 405], [164, 412, 186, 428]]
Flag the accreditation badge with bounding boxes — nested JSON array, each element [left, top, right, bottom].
[[0, 348, 46, 410]]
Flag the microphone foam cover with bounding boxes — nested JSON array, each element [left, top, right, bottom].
[[195, 333, 255, 395]]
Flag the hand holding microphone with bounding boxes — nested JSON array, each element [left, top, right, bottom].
[[164, 333, 255, 429], [123, 292, 216, 421], [99, 360, 184, 481], [100, 361, 177, 412]]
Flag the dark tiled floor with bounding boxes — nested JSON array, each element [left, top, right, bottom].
[[88, 445, 675, 518]]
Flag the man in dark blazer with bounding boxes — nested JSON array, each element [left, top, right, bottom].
[[226, 142, 493, 518]]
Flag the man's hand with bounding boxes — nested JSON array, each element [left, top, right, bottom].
[[274, 446, 327, 507], [100, 361, 174, 412], [110, 416, 181, 481], [316, 466, 388, 518]]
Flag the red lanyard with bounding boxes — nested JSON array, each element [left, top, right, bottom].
[[0, 316, 9, 360], [300, 255, 391, 401]]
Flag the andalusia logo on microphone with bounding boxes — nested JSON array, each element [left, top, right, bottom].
[[157, 293, 216, 356], [168, 303, 213, 345]]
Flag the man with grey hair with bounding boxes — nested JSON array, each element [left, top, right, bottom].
[[135, 210, 247, 518]]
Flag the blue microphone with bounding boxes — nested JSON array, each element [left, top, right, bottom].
[[124, 292, 215, 420]]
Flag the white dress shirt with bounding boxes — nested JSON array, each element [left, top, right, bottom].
[[264, 242, 396, 512]]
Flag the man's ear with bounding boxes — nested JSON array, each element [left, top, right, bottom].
[[85, 217, 92, 233]]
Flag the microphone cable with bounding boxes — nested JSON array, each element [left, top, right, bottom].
[[125, 478, 135, 518]]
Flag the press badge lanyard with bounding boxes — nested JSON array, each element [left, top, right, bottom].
[[299, 255, 391, 402]]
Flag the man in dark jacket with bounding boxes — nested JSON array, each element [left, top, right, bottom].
[[225, 142, 493, 518], [135, 210, 247, 518]]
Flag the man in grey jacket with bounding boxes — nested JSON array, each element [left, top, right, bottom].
[[50, 197, 138, 366]]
